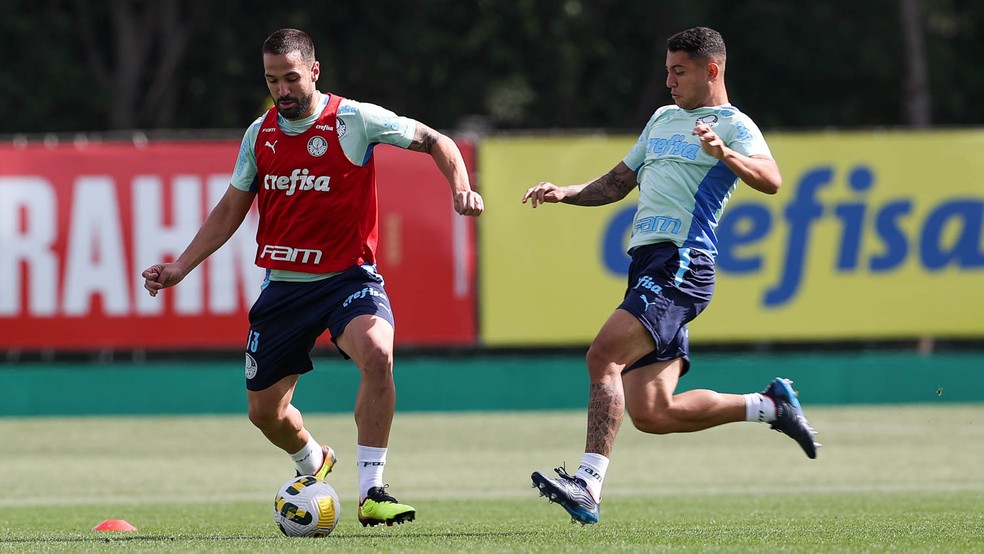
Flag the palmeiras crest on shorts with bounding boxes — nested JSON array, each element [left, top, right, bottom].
[[695, 114, 719, 127], [245, 353, 258, 379], [307, 136, 329, 157]]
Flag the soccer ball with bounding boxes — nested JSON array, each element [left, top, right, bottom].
[[273, 475, 341, 537]]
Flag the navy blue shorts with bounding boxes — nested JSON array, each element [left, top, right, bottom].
[[243, 264, 395, 391], [618, 243, 715, 377]]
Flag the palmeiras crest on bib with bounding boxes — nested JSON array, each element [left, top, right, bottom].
[[245, 353, 258, 379], [307, 135, 329, 157]]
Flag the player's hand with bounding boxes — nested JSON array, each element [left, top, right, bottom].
[[522, 182, 566, 208], [693, 123, 726, 159], [141, 262, 186, 297], [454, 190, 484, 216]]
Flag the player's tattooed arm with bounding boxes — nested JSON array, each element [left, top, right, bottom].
[[407, 123, 440, 153], [522, 162, 637, 209], [562, 162, 637, 206], [408, 121, 485, 216]]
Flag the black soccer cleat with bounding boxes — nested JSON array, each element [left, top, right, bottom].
[[763, 377, 820, 459], [531, 466, 600, 525]]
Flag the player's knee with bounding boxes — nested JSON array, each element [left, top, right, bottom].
[[356, 343, 394, 380], [629, 410, 674, 435], [585, 343, 621, 380], [247, 403, 281, 431]]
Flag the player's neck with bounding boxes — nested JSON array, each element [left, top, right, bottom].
[[708, 87, 729, 107], [308, 91, 323, 115]]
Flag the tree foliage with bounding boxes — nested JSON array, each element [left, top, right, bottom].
[[2, 0, 982, 135]]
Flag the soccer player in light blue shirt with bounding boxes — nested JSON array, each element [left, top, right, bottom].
[[524, 27, 818, 525]]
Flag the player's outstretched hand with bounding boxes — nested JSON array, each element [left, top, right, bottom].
[[454, 190, 485, 216], [141, 263, 186, 297], [522, 182, 566, 208]]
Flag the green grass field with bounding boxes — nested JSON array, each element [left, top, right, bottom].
[[1, 405, 982, 552]]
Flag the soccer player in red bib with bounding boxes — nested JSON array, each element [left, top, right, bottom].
[[142, 28, 483, 527]]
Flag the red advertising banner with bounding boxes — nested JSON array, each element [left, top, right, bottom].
[[0, 139, 476, 350]]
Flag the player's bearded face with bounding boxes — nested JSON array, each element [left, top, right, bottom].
[[263, 52, 320, 120], [276, 91, 312, 120]]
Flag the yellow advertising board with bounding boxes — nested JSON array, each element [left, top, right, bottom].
[[478, 130, 984, 345]]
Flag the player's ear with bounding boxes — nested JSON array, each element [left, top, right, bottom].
[[311, 60, 320, 82], [707, 62, 720, 80]]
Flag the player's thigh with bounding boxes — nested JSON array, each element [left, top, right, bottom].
[[247, 373, 300, 421], [622, 358, 683, 418], [588, 308, 658, 371], [334, 314, 394, 371]]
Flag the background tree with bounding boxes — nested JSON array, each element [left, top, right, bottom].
[[1, 0, 982, 135], [75, 0, 207, 129], [900, 0, 931, 127]]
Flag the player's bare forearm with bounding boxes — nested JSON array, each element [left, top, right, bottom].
[[142, 186, 254, 296], [411, 124, 465, 192], [693, 124, 781, 195], [410, 122, 484, 216], [585, 381, 623, 457], [524, 162, 636, 208], [562, 162, 637, 206], [721, 152, 782, 195], [179, 186, 255, 269]]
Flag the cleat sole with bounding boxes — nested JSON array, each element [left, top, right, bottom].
[[531, 470, 599, 525], [359, 511, 415, 528]]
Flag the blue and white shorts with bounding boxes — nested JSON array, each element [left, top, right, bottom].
[[243, 264, 395, 391], [618, 243, 715, 377]]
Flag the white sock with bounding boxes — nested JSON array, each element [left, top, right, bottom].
[[290, 434, 324, 475], [357, 445, 387, 500], [574, 453, 609, 503], [744, 393, 777, 423]]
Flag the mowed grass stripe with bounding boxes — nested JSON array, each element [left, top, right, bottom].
[[0, 406, 981, 552], [0, 494, 980, 552]]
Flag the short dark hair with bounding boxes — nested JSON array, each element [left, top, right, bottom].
[[667, 27, 726, 64], [262, 28, 316, 62]]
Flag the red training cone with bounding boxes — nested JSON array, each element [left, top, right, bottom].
[[92, 519, 138, 532]]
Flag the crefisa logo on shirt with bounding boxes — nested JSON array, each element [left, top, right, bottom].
[[307, 135, 328, 157]]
